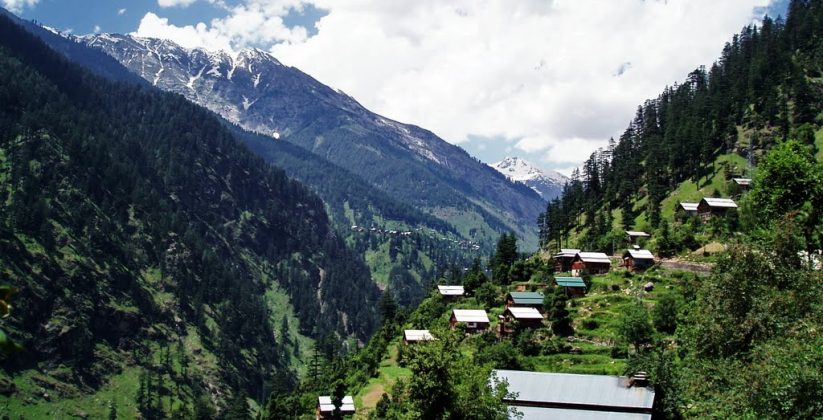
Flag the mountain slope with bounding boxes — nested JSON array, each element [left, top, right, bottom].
[[539, 5, 823, 252], [0, 13, 380, 416], [80, 33, 545, 249], [491, 157, 567, 200]]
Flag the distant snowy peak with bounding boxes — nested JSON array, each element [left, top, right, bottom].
[[491, 157, 567, 200]]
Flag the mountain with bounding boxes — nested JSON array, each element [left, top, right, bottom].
[[0, 13, 381, 417], [538, 3, 823, 253], [80, 33, 546, 249], [491, 157, 567, 200]]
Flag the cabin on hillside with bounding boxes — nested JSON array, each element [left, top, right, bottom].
[[552, 248, 580, 272], [505, 291, 545, 311], [732, 178, 752, 188], [697, 197, 738, 220], [403, 329, 435, 345], [450, 309, 489, 333], [679, 202, 699, 213], [437, 285, 465, 301], [554, 276, 587, 298], [622, 249, 655, 272], [571, 252, 611, 275], [493, 370, 655, 419], [499, 307, 544, 336], [625, 231, 650, 243], [316, 396, 355, 419]]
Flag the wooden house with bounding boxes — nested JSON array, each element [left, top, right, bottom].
[[679, 202, 699, 212], [697, 197, 738, 219], [552, 248, 580, 272], [316, 396, 355, 419], [505, 291, 545, 311], [403, 329, 435, 345], [732, 178, 752, 188], [625, 231, 650, 243], [571, 252, 611, 275], [622, 249, 655, 272], [554, 277, 587, 298], [437, 285, 465, 301], [499, 307, 544, 336], [450, 309, 489, 333]]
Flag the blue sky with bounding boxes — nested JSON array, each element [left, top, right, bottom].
[[5, 0, 790, 176]]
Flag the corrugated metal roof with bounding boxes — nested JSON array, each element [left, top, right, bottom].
[[625, 231, 650, 237], [404, 330, 435, 341], [453, 309, 489, 323], [505, 307, 544, 320], [577, 252, 611, 264], [494, 370, 655, 410], [626, 249, 654, 260], [508, 291, 544, 305], [318, 396, 355, 412], [701, 197, 738, 208], [680, 202, 699, 211], [733, 178, 752, 186], [555, 277, 586, 288], [438, 285, 465, 296], [511, 406, 652, 420]]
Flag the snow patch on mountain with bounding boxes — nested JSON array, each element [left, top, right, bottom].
[[491, 157, 568, 200]]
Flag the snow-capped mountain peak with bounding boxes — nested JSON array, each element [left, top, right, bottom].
[[491, 157, 568, 200]]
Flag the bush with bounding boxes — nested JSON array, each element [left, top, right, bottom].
[[611, 344, 629, 359], [581, 319, 599, 330], [541, 338, 571, 355]]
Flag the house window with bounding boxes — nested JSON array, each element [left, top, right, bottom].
[[466, 322, 477, 329]]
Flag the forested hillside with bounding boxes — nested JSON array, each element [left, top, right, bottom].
[[539, 0, 823, 251], [0, 13, 381, 417]]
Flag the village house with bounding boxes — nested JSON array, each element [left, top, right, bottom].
[[679, 202, 699, 212], [622, 249, 655, 272], [571, 252, 611, 275], [552, 248, 580, 272], [450, 309, 490, 333], [437, 285, 465, 301], [625, 230, 650, 243], [500, 307, 544, 336], [505, 291, 545, 311], [493, 370, 655, 420], [316, 396, 355, 419], [697, 197, 738, 219], [554, 276, 587, 298], [732, 178, 752, 188], [403, 329, 435, 345]]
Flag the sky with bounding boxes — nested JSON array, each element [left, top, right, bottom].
[[6, 0, 790, 176]]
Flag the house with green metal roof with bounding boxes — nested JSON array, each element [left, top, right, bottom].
[[505, 291, 545, 310], [554, 277, 587, 297]]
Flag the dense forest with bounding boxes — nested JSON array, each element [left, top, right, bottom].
[[538, 0, 823, 252], [0, 12, 383, 416]]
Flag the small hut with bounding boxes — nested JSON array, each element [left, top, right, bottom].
[[553, 248, 580, 272], [732, 178, 752, 188], [625, 231, 650, 244], [622, 249, 655, 272], [316, 396, 355, 419], [437, 285, 465, 301], [450, 309, 490, 333], [679, 202, 699, 213], [554, 276, 587, 298], [403, 329, 435, 345], [571, 252, 611, 275]]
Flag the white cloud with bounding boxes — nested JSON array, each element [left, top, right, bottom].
[[158, 0, 197, 8], [134, 0, 776, 171], [93, 24, 101, 33], [118, 8, 127, 16], [1, 0, 38, 13]]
